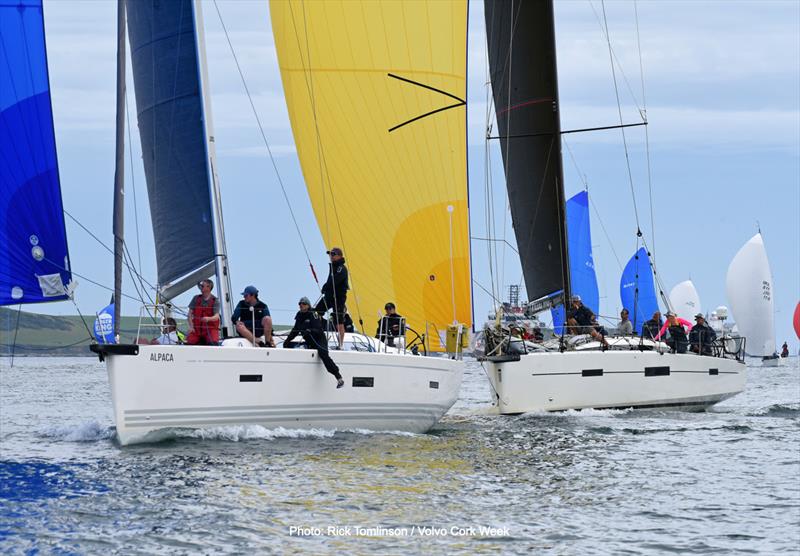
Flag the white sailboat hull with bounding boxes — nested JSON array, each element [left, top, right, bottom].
[[100, 344, 463, 446], [483, 350, 745, 414]]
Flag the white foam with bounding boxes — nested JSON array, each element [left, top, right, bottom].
[[39, 420, 115, 442], [521, 407, 634, 418], [171, 425, 421, 442]]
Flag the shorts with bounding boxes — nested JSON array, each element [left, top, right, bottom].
[[314, 297, 346, 325]]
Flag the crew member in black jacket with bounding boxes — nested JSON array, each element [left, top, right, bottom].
[[286, 296, 344, 388], [376, 302, 405, 347], [314, 247, 349, 348]]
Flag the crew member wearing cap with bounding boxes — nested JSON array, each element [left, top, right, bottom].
[[689, 313, 716, 355], [376, 302, 405, 347], [655, 312, 692, 353], [315, 247, 349, 348], [284, 296, 344, 388], [231, 286, 273, 347], [566, 294, 608, 346]]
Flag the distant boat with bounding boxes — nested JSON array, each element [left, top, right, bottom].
[[1, 0, 73, 308], [669, 280, 702, 323], [726, 233, 779, 366]]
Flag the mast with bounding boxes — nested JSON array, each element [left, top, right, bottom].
[[112, 0, 126, 337], [192, 0, 232, 335]]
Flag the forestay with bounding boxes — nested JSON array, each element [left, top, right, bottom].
[[0, 0, 72, 306]]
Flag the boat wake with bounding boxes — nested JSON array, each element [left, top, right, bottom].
[[166, 425, 420, 443], [746, 403, 800, 418], [38, 421, 115, 442]]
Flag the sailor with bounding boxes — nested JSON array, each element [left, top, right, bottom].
[[285, 296, 345, 388], [642, 311, 663, 340], [656, 311, 691, 353], [782, 342, 790, 357], [186, 279, 220, 345], [231, 285, 274, 347], [152, 317, 182, 345], [314, 247, 349, 348], [618, 308, 634, 336], [566, 294, 608, 346], [375, 302, 405, 347], [689, 313, 717, 355]]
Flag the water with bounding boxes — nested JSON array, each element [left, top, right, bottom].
[[1, 357, 798, 554]]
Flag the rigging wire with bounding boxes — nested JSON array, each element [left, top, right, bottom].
[[210, 0, 316, 280]]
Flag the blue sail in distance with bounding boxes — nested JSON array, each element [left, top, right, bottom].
[[1, 0, 72, 306], [620, 247, 659, 334], [552, 191, 599, 333]]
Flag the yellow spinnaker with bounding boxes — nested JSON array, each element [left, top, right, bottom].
[[271, 0, 471, 347]]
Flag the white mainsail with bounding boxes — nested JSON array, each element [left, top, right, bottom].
[[725, 233, 776, 357], [669, 280, 702, 323]]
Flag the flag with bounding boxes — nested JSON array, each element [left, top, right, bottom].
[[94, 303, 116, 344]]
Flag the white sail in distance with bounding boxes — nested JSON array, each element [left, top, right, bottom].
[[669, 280, 702, 323], [726, 233, 776, 357]]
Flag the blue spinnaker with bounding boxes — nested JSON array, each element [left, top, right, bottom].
[[1, 0, 72, 306], [94, 303, 116, 344], [552, 191, 599, 333], [620, 247, 659, 334]]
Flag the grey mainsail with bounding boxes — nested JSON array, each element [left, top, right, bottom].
[[126, 0, 215, 291], [484, 0, 570, 307]]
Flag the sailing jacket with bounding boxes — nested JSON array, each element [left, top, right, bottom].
[[321, 258, 349, 304], [231, 299, 270, 334], [285, 310, 326, 348]]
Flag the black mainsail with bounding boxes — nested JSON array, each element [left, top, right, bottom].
[[485, 0, 570, 308]]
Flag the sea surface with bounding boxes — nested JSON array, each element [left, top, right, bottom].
[[1, 356, 798, 554]]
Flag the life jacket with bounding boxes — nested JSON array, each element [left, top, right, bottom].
[[191, 294, 217, 335]]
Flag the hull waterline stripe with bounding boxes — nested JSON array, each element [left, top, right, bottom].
[[124, 402, 450, 415], [124, 413, 442, 428], [124, 407, 444, 423]]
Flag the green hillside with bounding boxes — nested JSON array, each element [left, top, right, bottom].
[[0, 307, 288, 357]]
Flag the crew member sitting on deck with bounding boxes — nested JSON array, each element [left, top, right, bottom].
[[232, 285, 274, 347], [642, 311, 663, 340], [689, 313, 716, 355], [375, 302, 405, 347], [186, 279, 220, 345], [566, 295, 609, 347], [285, 297, 344, 389], [151, 317, 183, 345]]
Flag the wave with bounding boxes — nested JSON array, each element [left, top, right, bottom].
[[170, 425, 419, 442], [519, 407, 634, 418], [38, 421, 115, 442], [746, 403, 800, 418]]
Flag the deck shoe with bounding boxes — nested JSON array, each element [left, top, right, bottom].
[[336, 378, 345, 389]]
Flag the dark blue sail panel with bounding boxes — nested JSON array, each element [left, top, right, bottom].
[[552, 191, 599, 333], [620, 247, 659, 334], [0, 0, 71, 306], [126, 0, 215, 287]]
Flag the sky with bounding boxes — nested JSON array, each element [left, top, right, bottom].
[[23, 0, 800, 350]]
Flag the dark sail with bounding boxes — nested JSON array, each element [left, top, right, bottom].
[[485, 0, 570, 305], [126, 0, 215, 288]]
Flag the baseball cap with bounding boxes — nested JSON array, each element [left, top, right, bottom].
[[570, 294, 582, 302], [694, 313, 704, 319], [299, 296, 311, 305], [327, 247, 343, 256], [385, 302, 396, 310], [241, 285, 258, 296]]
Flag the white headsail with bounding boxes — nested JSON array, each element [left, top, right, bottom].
[[725, 233, 776, 357], [669, 280, 702, 323]]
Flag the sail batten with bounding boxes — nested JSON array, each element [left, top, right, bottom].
[[1, 0, 72, 306], [271, 0, 472, 345]]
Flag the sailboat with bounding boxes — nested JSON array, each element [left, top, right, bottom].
[[90, 0, 471, 445], [726, 232, 779, 366], [477, 0, 745, 413], [669, 280, 702, 323], [1, 1, 73, 307]]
